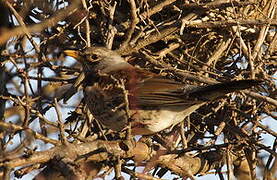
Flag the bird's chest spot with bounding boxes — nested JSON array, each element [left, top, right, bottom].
[[84, 74, 130, 131]]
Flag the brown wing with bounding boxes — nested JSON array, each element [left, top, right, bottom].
[[128, 76, 201, 109], [105, 67, 194, 109], [128, 77, 261, 109], [103, 66, 200, 109]]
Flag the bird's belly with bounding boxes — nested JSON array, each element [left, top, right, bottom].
[[131, 103, 205, 135], [131, 109, 179, 134]]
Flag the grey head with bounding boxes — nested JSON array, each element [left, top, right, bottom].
[[81, 47, 132, 73]]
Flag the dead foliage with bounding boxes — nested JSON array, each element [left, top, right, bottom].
[[0, 0, 276, 179]]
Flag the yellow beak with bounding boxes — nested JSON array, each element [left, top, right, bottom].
[[64, 50, 79, 59]]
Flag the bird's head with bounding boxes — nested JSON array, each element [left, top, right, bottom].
[[64, 47, 131, 73]]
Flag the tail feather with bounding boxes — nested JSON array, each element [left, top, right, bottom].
[[188, 80, 262, 101]]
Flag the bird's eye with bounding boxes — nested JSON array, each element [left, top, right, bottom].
[[90, 54, 98, 60]]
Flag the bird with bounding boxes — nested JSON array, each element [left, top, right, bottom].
[[64, 47, 261, 135]]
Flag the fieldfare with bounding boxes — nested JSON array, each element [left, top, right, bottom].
[[64, 47, 261, 135]]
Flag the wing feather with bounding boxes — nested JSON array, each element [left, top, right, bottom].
[[128, 77, 199, 109]]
